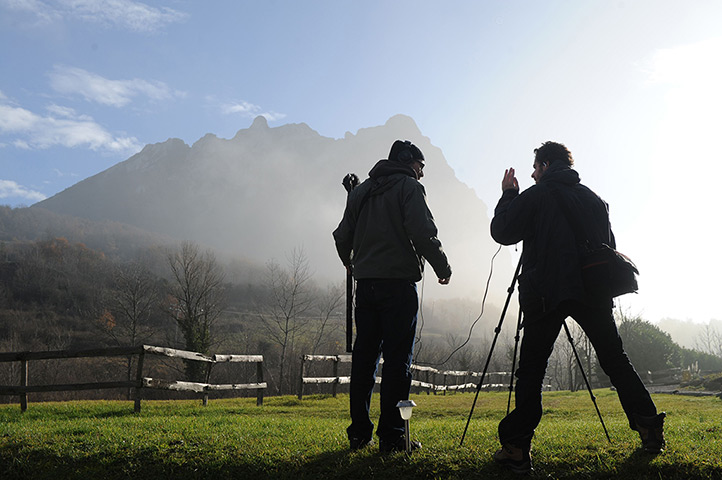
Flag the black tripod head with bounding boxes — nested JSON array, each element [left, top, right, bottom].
[[342, 173, 359, 193]]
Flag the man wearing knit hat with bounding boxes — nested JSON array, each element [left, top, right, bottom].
[[333, 139, 452, 453]]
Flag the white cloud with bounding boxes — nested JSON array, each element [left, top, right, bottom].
[[53, 168, 79, 178], [221, 100, 287, 122], [0, 0, 60, 24], [0, 98, 142, 154], [46, 103, 81, 118], [50, 65, 183, 107], [61, 0, 188, 32], [221, 101, 259, 116], [645, 37, 722, 87], [1, 0, 187, 32], [0, 103, 38, 132], [0, 179, 47, 202]]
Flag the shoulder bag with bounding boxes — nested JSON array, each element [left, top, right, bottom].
[[549, 187, 639, 298]]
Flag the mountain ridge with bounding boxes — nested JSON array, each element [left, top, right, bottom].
[[34, 115, 512, 301]]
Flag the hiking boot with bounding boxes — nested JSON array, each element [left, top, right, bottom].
[[349, 436, 374, 450], [633, 412, 666, 454], [494, 443, 533, 475], [379, 436, 421, 453]]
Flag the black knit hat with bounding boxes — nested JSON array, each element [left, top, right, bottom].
[[388, 140, 425, 165]]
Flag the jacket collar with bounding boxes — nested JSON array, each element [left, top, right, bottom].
[[540, 162, 580, 187], [369, 159, 417, 180]]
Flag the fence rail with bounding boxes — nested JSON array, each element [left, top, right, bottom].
[[297, 354, 509, 399], [0, 345, 266, 412], [297, 355, 707, 400]]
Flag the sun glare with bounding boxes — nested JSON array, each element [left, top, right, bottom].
[[627, 36, 722, 323]]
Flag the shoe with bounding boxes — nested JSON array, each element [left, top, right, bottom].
[[379, 436, 421, 453], [633, 412, 666, 454], [494, 444, 533, 475], [349, 436, 374, 450]]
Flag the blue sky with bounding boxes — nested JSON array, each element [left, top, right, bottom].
[[1, 0, 721, 325]]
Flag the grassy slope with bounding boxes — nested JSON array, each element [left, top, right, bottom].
[[0, 390, 720, 479]]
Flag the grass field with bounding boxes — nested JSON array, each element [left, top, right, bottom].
[[1, 389, 720, 479]]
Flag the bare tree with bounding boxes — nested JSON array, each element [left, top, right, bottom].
[[100, 261, 159, 346], [695, 324, 722, 358], [258, 247, 315, 395], [310, 282, 345, 355], [167, 241, 226, 381], [547, 326, 577, 391], [578, 325, 598, 387], [96, 261, 160, 397], [564, 321, 590, 391], [541, 321, 598, 392]]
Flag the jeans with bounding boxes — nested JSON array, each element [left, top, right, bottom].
[[347, 279, 418, 442], [499, 299, 658, 448]]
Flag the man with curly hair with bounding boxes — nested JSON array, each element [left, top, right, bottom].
[[490, 141, 665, 474]]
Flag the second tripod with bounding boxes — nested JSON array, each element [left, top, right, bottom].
[[459, 257, 611, 446]]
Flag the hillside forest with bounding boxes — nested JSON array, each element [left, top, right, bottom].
[[1, 208, 722, 403]]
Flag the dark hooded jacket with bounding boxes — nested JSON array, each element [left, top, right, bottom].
[[490, 162, 614, 321], [333, 160, 451, 282]]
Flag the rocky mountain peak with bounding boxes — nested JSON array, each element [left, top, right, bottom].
[[34, 116, 510, 300]]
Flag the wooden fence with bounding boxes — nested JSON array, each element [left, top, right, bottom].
[[297, 354, 510, 399], [0, 345, 266, 412]]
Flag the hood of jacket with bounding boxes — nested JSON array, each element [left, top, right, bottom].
[[365, 159, 418, 198], [539, 162, 580, 187], [369, 159, 417, 180]]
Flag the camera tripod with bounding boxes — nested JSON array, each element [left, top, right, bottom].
[[459, 257, 611, 446], [342, 173, 360, 353]]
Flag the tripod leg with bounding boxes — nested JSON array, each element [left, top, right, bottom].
[[460, 257, 522, 447], [506, 308, 523, 415], [459, 322, 503, 447], [562, 320, 612, 443]]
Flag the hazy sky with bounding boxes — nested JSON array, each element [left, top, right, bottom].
[[1, 1, 721, 325]]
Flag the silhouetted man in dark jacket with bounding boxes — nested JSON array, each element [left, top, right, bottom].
[[490, 141, 665, 474], [333, 140, 451, 453]]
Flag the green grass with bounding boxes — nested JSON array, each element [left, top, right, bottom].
[[0, 390, 720, 479]]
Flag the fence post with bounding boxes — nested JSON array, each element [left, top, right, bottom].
[[297, 356, 306, 400], [134, 350, 145, 413], [20, 358, 28, 412], [256, 361, 264, 406], [202, 362, 214, 407], [332, 356, 339, 398]]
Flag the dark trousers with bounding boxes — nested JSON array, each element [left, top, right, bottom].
[[499, 299, 658, 448], [347, 279, 418, 442]]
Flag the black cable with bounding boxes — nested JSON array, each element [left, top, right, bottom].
[[415, 244, 503, 368]]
